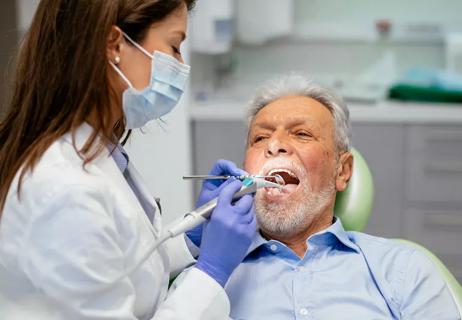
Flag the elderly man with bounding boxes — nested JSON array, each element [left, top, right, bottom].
[[224, 74, 459, 319]]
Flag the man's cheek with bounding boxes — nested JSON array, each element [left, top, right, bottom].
[[244, 152, 261, 173], [300, 151, 328, 171], [243, 160, 257, 174]]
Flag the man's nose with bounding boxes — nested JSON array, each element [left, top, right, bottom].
[[265, 135, 292, 157]]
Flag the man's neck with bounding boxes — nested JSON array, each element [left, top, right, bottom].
[[261, 212, 334, 258]]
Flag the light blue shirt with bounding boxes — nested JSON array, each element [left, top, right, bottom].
[[225, 218, 459, 320]]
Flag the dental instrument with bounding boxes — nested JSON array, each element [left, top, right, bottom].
[[110, 177, 283, 285], [182, 174, 285, 185], [169, 177, 282, 237]]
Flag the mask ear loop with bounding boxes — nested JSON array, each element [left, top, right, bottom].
[[109, 61, 133, 89], [108, 32, 153, 88], [122, 32, 154, 60]]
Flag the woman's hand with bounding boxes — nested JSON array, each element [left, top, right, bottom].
[[186, 160, 247, 247], [195, 180, 256, 287]]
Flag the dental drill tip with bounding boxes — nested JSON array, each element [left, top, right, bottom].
[[253, 178, 284, 189], [273, 174, 285, 186], [259, 174, 285, 186]]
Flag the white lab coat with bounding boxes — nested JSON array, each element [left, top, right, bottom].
[[0, 123, 230, 319]]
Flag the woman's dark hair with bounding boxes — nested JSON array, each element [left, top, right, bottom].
[[0, 0, 196, 214]]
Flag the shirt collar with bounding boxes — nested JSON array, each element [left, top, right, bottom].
[[109, 143, 129, 173], [311, 217, 359, 253], [247, 231, 268, 254], [247, 217, 359, 256]]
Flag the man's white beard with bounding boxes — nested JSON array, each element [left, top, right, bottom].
[[255, 178, 336, 238]]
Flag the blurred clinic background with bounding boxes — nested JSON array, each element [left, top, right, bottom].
[[1, 0, 462, 281]]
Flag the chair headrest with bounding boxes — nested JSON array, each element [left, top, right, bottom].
[[334, 148, 374, 231]]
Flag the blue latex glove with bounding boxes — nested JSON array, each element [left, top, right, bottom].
[[186, 159, 247, 247], [195, 180, 257, 287]]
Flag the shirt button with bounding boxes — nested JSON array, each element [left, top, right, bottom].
[[299, 308, 309, 316], [269, 244, 278, 252]]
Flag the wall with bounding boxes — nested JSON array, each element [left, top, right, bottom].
[[16, 0, 39, 34], [0, 0, 18, 120]]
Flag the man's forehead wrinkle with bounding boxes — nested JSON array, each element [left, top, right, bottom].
[[252, 114, 320, 130]]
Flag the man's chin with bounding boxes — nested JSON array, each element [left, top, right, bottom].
[[256, 193, 302, 220], [255, 201, 310, 239], [255, 180, 336, 240]]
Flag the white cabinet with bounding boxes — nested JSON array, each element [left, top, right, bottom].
[[352, 123, 462, 281], [403, 125, 462, 281], [405, 125, 462, 203]]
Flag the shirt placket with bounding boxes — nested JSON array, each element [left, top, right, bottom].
[[292, 245, 320, 320]]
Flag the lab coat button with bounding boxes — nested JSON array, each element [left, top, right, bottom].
[[299, 308, 308, 316]]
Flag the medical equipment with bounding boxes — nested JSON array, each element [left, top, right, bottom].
[[190, 0, 234, 54], [169, 177, 282, 237], [113, 177, 283, 284], [183, 174, 285, 185]]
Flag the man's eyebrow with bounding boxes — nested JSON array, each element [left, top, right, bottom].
[[252, 117, 316, 130], [251, 122, 274, 130]]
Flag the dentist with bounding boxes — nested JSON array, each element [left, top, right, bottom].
[[0, 0, 255, 319]]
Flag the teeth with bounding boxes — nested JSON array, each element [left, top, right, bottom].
[[268, 168, 297, 178]]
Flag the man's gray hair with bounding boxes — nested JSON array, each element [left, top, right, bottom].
[[247, 73, 351, 152]]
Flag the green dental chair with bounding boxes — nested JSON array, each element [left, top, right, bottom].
[[334, 148, 462, 315]]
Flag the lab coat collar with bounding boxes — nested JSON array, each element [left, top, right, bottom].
[[62, 122, 106, 155], [61, 122, 161, 234], [61, 123, 122, 183]]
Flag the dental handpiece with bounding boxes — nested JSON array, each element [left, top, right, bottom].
[[166, 177, 283, 237], [109, 177, 283, 285]]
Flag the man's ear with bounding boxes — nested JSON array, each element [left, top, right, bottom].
[[336, 151, 353, 192], [106, 25, 124, 63]]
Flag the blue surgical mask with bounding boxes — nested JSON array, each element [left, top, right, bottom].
[[110, 32, 190, 129]]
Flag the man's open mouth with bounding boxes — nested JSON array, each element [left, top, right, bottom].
[[268, 169, 300, 186], [262, 168, 301, 198]]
